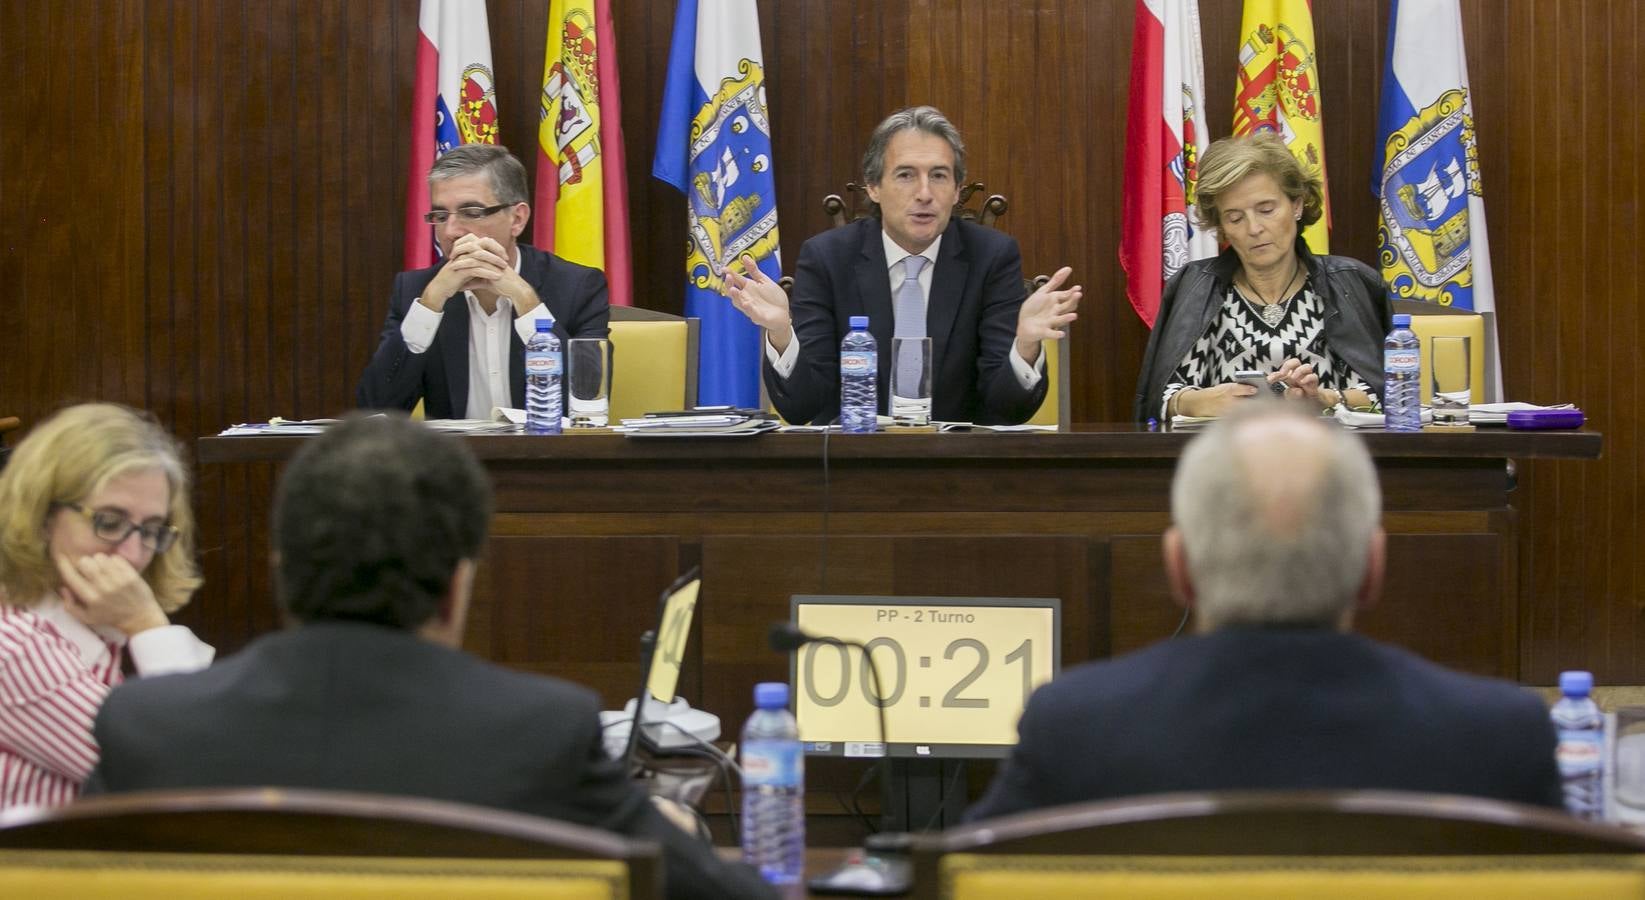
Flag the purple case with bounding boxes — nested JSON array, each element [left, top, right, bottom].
[[1507, 409, 1585, 430]]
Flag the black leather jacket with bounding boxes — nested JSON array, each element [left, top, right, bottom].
[[1133, 237, 1394, 422]]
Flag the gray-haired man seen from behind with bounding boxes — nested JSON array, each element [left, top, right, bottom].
[[86, 415, 773, 900], [968, 404, 1562, 819]]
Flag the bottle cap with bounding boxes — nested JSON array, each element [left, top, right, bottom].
[[1392, 314, 1412, 327], [535, 318, 553, 332], [848, 315, 869, 330], [1559, 670, 1594, 697], [753, 682, 790, 709]]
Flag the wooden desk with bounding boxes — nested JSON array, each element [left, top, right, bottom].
[[195, 426, 1599, 732]]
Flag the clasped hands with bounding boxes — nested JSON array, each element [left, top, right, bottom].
[[418, 234, 540, 316], [721, 253, 1082, 362]]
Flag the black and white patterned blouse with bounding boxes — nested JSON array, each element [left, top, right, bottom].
[[1161, 280, 1375, 416]]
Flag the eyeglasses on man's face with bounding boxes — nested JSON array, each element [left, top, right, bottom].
[[53, 502, 180, 554], [423, 203, 513, 225]]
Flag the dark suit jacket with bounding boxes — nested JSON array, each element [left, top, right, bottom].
[[86, 622, 773, 900], [967, 628, 1563, 821], [765, 217, 1048, 425], [356, 243, 610, 419]]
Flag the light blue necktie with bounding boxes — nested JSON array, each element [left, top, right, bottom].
[[894, 255, 927, 394]]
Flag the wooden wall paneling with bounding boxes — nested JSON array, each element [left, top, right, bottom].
[[0, 1, 26, 415], [101, 2, 150, 411], [262, 0, 295, 419], [1578, 1, 1618, 674], [1597, 0, 1640, 677], [26, 6, 76, 408], [1499, 0, 1549, 678], [288, 1, 322, 418], [1106, 535, 1178, 655], [1550, 2, 1591, 678], [474, 535, 682, 708], [1620, 0, 1644, 677]]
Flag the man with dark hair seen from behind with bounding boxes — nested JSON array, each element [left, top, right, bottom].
[[357, 143, 609, 419], [85, 416, 773, 900], [968, 404, 1562, 819]]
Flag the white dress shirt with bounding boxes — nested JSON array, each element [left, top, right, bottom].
[[397, 252, 548, 419], [767, 231, 1043, 390]]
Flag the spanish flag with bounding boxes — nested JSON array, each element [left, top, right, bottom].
[[535, 0, 634, 306], [1232, 0, 1329, 252]]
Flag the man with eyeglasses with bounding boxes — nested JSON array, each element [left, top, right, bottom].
[[357, 144, 610, 419]]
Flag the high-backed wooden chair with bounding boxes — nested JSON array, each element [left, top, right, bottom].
[[822, 181, 1010, 229], [609, 306, 699, 421], [911, 790, 1645, 900], [0, 787, 661, 899]]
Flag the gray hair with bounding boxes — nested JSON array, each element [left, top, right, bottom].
[[861, 106, 968, 187], [1171, 405, 1381, 632], [427, 144, 529, 207]]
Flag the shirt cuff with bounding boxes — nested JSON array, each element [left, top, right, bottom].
[[1161, 383, 1188, 420], [1008, 342, 1046, 389], [513, 306, 552, 344], [128, 625, 215, 677], [765, 327, 800, 378], [400, 300, 443, 354]]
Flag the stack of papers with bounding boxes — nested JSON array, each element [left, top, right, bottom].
[[614, 412, 779, 438], [421, 418, 521, 434], [218, 418, 340, 436]]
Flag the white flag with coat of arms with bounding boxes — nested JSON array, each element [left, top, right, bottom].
[[1375, 0, 1501, 400]]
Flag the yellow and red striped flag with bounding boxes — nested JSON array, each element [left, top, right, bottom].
[[1232, 0, 1329, 252], [536, 0, 633, 305]]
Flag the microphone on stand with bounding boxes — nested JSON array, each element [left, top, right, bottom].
[[767, 622, 891, 763]]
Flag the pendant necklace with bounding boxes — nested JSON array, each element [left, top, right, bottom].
[[1241, 260, 1303, 328]]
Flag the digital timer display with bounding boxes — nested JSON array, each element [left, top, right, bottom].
[[789, 595, 1060, 758]]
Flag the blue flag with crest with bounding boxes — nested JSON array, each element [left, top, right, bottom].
[[653, 0, 782, 409]]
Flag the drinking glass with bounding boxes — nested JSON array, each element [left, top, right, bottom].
[[1429, 335, 1471, 426], [568, 338, 612, 427], [1611, 707, 1645, 824], [890, 337, 932, 425]]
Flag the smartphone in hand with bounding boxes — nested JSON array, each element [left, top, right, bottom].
[[1233, 370, 1285, 396]]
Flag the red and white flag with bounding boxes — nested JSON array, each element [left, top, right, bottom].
[[404, 0, 499, 269], [1120, 0, 1217, 328]]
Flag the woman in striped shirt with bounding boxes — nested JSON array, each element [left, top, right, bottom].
[[0, 403, 213, 808]]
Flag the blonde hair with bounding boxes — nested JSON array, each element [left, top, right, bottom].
[[1194, 132, 1325, 235], [0, 403, 201, 612]]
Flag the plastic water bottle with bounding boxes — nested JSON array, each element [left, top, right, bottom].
[[742, 682, 804, 885], [839, 315, 878, 433], [525, 319, 562, 435], [1383, 313, 1421, 433], [1553, 670, 1604, 820]]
